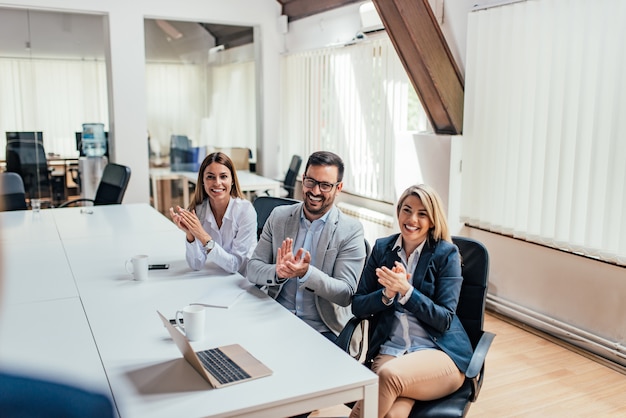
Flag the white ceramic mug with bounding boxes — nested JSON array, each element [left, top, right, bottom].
[[175, 305, 205, 341], [125, 254, 149, 281]]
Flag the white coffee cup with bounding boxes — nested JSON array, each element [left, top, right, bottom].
[[125, 254, 149, 281], [175, 305, 205, 341]]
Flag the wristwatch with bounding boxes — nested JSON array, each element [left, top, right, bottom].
[[204, 239, 215, 254]]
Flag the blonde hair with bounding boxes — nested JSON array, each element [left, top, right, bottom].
[[396, 184, 452, 243]]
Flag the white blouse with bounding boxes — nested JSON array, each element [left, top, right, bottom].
[[184, 197, 257, 275]]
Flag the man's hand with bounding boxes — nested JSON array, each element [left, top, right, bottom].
[[276, 238, 311, 279]]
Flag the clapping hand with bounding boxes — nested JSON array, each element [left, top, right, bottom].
[[169, 206, 211, 244], [276, 238, 311, 279], [376, 261, 411, 299]]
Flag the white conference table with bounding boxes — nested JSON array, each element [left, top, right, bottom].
[[150, 168, 281, 211], [0, 204, 378, 418]]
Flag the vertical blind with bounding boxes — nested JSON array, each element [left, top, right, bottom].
[[0, 58, 108, 158], [462, 0, 626, 265], [145, 59, 256, 153], [0, 57, 255, 160], [280, 36, 427, 203]]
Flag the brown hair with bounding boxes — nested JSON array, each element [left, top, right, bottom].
[[187, 152, 243, 209]]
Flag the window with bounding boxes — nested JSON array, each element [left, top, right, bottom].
[[280, 36, 429, 203], [0, 9, 108, 159]]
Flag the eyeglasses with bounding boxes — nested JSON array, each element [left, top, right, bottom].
[[302, 176, 340, 193]]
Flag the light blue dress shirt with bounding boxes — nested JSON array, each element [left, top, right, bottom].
[[276, 210, 330, 333], [380, 237, 438, 357]]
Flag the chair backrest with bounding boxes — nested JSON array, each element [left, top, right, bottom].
[[0, 172, 28, 211], [364, 238, 371, 262], [253, 196, 299, 239], [282, 155, 302, 198], [451, 236, 490, 348], [5, 137, 52, 200], [93, 163, 131, 205]]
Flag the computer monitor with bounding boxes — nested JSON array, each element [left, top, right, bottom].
[[169, 135, 195, 171], [5, 131, 44, 145]]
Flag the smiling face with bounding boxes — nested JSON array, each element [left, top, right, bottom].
[[398, 194, 433, 251], [202, 162, 232, 205], [302, 164, 343, 220]]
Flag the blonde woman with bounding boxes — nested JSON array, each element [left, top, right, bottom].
[[170, 152, 256, 275], [350, 184, 472, 418]]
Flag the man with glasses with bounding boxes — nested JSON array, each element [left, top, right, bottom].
[[248, 151, 366, 342]]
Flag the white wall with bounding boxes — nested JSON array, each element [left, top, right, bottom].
[[1, 0, 283, 203], [284, 0, 473, 72]]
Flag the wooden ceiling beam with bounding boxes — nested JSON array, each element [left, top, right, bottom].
[[372, 0, 464, 134], [280, 0, 362, 22]]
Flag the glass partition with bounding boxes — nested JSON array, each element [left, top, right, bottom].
[[0, 8, 108, 206], [144, 18, 257, 171]]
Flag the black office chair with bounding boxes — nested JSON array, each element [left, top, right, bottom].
[[5, 136, 53, 203], [281, 154, 302, 198], [256, 154, 302, 200], [252, 195, 299, 239], [336, 236, 495, 418], [58, 163, 131, 207], [0, 172, 28, 211]]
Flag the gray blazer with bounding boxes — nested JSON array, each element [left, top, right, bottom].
[[247, 203, 366, 335]]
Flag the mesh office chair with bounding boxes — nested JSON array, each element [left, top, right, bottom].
[[0, 172, 28, 211], [58, 163, 131, 207], [252, 195, 299, 239], [5, 135, 53, 203], [336, 236, 495, 418]]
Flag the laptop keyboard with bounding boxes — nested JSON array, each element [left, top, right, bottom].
[[197, 348, 251, 385]]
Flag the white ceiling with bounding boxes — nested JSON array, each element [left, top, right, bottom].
[[0, 8, 220, 62], [0, 8, 106, 59]]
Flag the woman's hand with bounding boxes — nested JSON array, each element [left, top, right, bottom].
[[376, 261, 411, 299], [169, 206, 210, 243]]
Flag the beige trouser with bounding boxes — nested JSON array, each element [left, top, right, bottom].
[[349, 349, 465, 418]]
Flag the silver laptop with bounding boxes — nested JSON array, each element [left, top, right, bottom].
[[157, 310, 272, 388]]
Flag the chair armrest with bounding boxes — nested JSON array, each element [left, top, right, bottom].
[[58, 198, 95, 208], [335, 316, 367, 355], [466, 331, 495, 378], [466, 331, 495, 401]]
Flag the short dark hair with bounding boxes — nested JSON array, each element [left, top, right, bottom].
[[304, 151, 345, 182]]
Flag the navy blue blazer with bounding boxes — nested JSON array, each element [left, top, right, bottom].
[[352, 234, 473, 373], [0, 372, 114, 418]]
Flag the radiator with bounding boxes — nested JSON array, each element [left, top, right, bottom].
[[337, 202, 396, 244], [487, 295, 626, 369]]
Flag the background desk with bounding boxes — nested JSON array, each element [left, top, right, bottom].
[[149, 168, 282, 215], [0, 204, 377, 417]]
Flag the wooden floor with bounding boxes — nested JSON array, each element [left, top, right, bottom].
[[311, 311, 626, 418]]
